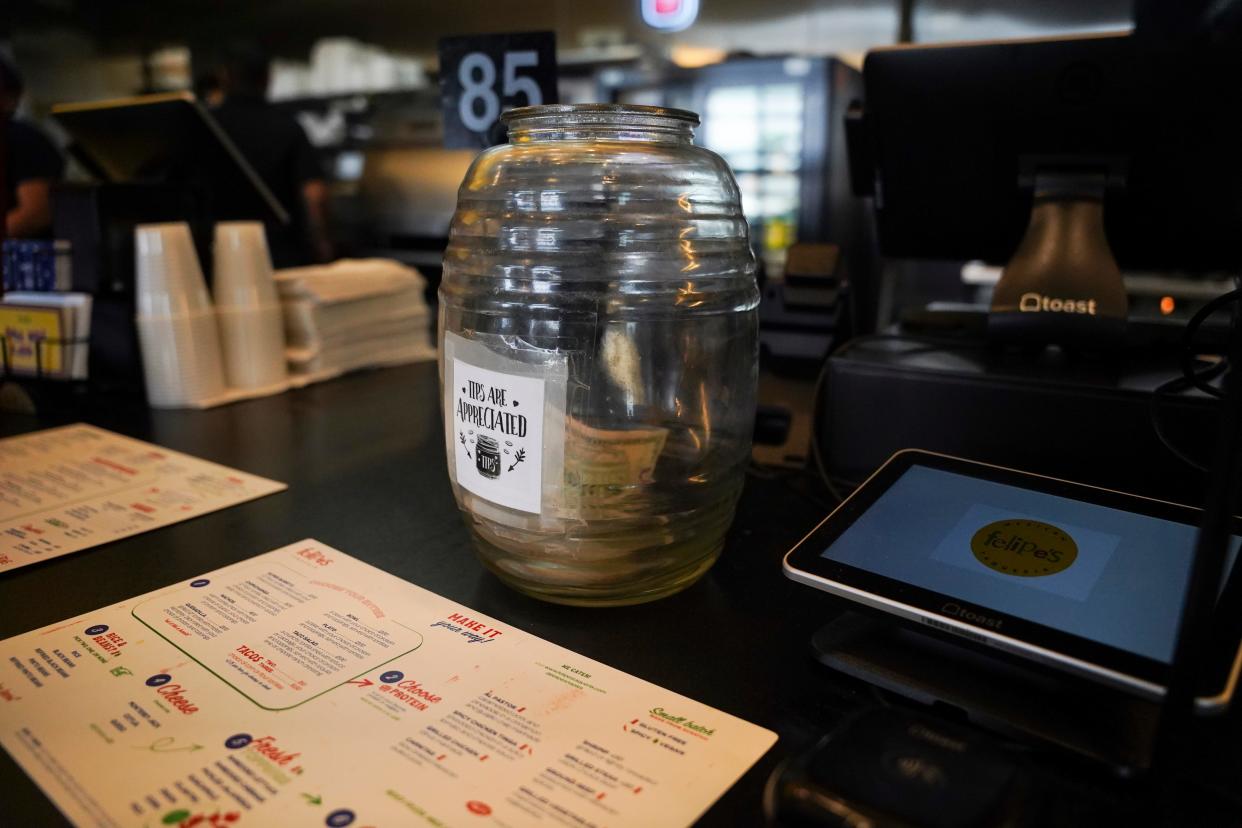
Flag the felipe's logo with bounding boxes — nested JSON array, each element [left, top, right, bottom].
[[970, 519, 1077, 577]]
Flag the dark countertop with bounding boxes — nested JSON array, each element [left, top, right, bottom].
[[1, 362, 1239, 826]]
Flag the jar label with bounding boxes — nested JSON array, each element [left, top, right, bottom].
[[449, 356, 547, 514]]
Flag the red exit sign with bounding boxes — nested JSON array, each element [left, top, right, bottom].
[[642, 0, 700, 31]]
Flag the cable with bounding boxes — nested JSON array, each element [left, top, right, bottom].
[[1151, 288, 1239, 472], [1178, 288, 1239, 399], [1150, 359, 1229, 473], [746, 460, 836, 512], [808, 350, 849, 504]]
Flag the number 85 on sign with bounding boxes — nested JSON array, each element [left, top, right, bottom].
[[438, 31, 559, 149]]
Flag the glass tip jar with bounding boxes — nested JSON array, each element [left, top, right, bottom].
[[440, 103, 759, 606]]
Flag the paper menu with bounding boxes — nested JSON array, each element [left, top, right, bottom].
[[0, 540, 778, 828], [0, 425, 286, 573]]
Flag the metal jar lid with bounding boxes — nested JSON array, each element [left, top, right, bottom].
[[502, 103, 700, 128]]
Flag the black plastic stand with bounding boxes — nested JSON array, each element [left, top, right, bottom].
[[811, 611, 1161, 775], [988, 170, 1129, 348]]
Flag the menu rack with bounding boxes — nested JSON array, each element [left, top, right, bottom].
[[0, 332, 93, 415]]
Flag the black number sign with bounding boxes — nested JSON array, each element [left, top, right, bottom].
[[438, 31, 558, 149]]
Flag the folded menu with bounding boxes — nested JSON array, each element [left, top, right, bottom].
[[0, 540, 777, 827]]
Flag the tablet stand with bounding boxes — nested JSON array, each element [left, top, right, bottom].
[[1152, 288, 1242, 779], [811, 611, 1160, 775]]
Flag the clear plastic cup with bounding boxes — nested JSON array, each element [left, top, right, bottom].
[[217, 305, 288, 390], [136, 311, 228, 407], [212, 222, 287, 390], [134, 223, 213, 317], [213, 222, 280, 309]]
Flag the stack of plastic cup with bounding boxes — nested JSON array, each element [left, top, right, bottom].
[[134, 223, 228, 407], [212, 222, 288, 391]]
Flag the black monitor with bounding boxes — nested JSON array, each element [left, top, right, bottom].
[[847, 20, 1242, 344], [52, 92, 289, 225]]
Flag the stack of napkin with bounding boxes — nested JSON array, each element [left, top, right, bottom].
[[274, 259, 436, 384]]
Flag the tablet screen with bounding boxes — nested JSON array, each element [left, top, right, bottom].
[[819, 464, 1241, 665]]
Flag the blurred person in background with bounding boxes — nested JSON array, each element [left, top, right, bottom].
[[1, 54, 64, 239], [200, 43, 332, 266]]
